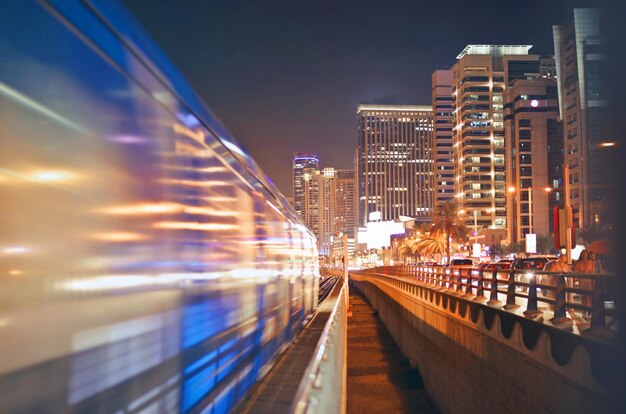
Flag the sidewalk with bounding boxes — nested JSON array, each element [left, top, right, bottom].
[[347, 288, 438, 414]]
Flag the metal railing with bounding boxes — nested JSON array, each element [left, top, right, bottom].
[[360, 265, 618, 334], [291, 279, 348, 414]]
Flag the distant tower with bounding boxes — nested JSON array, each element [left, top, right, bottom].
[[303, 167, 336, 256], [432, 70, 455, 209], [356, 105, 434, 226], [292, 152, 319, 219], [334, 169, 357, 239], [553, 8, 610, 227]]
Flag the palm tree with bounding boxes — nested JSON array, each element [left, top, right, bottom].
[[502, 240, 525, 256], [577, 222, 610, 246], [415, 231, 447, 258], [398, 241, 411, 262], [431, 201, 468, 264], [398, 231, 426, 263], [489, 244, 503, 260], [536, 234, 557, 254]]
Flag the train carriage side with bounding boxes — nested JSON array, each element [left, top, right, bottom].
[[0, 1, 318, 413]]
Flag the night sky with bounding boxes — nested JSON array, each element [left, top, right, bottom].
[[123, 0, 593, 196]]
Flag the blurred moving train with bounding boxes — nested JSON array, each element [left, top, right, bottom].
[[0, 1, 319, 412]]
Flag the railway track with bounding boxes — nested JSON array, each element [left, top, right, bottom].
[[318, 275, 340, 304]]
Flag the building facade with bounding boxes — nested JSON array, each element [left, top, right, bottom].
[[451, 45, 543, 230], [299, 166, 357, 256], [302, 168, 336, 256], [302, 167, 320, 238], [432, 70, 455, 208], [356, 105, 434, 226], [334, 169, 357, 239], [292, 152, 319, 219], [317, 168, 336, 256], [504, 78, 563, 242], [553, 8, 611, 227]]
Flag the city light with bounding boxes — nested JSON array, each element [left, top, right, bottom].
[[30, 170, 74, 182], [88, 232, 149, 242], [2, 246, 30, 255], [599, 142, 616, 147], [99, 203, 181, 215]]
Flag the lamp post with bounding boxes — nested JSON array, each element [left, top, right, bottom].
[[528, 186, 533, 234], [473, 209, 478, 245]]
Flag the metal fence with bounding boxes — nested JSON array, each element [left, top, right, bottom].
[[291, 279, 348, 414], [360, 265, 618, 334]]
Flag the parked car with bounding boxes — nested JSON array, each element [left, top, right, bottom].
[[477, 262, 492, 270], [444, 258, 475, 276], [511, 256, 557, 290], [448, 258, 475, 267], [481, 261, 512, 281]]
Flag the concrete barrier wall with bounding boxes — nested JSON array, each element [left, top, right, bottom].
[[350, 273, 618, 414]]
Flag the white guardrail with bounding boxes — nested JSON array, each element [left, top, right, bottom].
[[290, 279, 348, 414]]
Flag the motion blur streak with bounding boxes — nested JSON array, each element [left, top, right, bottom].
[[0, 81, 90, 134], [0, 1, 319, 413]]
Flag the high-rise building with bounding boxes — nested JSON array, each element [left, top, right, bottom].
[[334, 169, 357, 239], [356, 105, 434, 226], [303, 167, 336, 256], [302, 167, 320, 238], [292, 152, 319, 219], [432, 70, 455, 208], [451, 45, 542, 230], [504, 78, 563, 242], [553, 8, 611, 227]]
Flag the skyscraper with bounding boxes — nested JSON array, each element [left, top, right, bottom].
[[292, 152, 319, 219], [451, 45, 542, 230], [303, 167, 336, 256], [334, 169, 357, 239], [356, 105, 433, 226], [504, 78, 563, 242], [302, 167, 320, 238], [432, 70, 455, 208], [553, 8, 611, 227]]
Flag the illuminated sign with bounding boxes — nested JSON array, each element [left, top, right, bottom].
[[525, 233, 537, 253]]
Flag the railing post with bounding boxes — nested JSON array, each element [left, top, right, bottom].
[[504, 269, 519, 310], [550, 274, 572, 327], [586, 275, 608, 334], [463, 268, 474, 298], [446, 269, 455, 292], [474, 269, 487, 303], [523, 271, 542, 318], [487, 269, 502, 306], [439, 268, 445, 289], [454, 269, 464, 295]]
